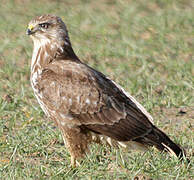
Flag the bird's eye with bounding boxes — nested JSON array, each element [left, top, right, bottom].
[[39, 23, 50, 29]]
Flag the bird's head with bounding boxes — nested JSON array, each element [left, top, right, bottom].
[[27, 14, 70, 46]]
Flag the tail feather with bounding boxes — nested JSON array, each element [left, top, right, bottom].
[[134, 126, 185, 159]]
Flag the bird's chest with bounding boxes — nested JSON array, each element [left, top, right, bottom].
[[31, 69, 50, 116]]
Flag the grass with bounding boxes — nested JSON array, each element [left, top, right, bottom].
[[0, 0, 193, 179]]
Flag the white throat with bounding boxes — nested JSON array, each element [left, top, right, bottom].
[[31, 36, 51, 73]]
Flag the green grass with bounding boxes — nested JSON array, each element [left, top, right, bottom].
[[0, 0, 193, 179]]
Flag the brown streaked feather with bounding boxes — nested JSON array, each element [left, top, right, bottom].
[[37, 60, 153, 142]]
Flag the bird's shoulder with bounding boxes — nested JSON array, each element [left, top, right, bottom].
[[37, 60, 105, 114], [40, 59, 120, 94]]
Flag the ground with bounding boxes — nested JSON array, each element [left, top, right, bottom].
[[0, 0, 193, 179]]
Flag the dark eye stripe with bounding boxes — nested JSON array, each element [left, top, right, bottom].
[[39, 23, 50, 29]]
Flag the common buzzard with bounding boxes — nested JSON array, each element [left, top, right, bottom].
[[27, 15, 185, 166]]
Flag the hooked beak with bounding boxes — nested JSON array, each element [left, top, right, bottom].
[[26, 24, 35, 35], [26, 29, 33, 35]]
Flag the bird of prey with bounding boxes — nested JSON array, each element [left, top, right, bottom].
[[27, 14, 185, 167]]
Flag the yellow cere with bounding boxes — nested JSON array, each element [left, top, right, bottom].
[[28, 24, 34, 31]]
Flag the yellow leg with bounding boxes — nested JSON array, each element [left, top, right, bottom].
[[71, 156, 76, 168]]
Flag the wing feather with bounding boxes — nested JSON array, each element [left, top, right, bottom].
[[37, 61, 153, 141]]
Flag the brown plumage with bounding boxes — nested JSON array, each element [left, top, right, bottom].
[[27, 14, 185, 166]]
